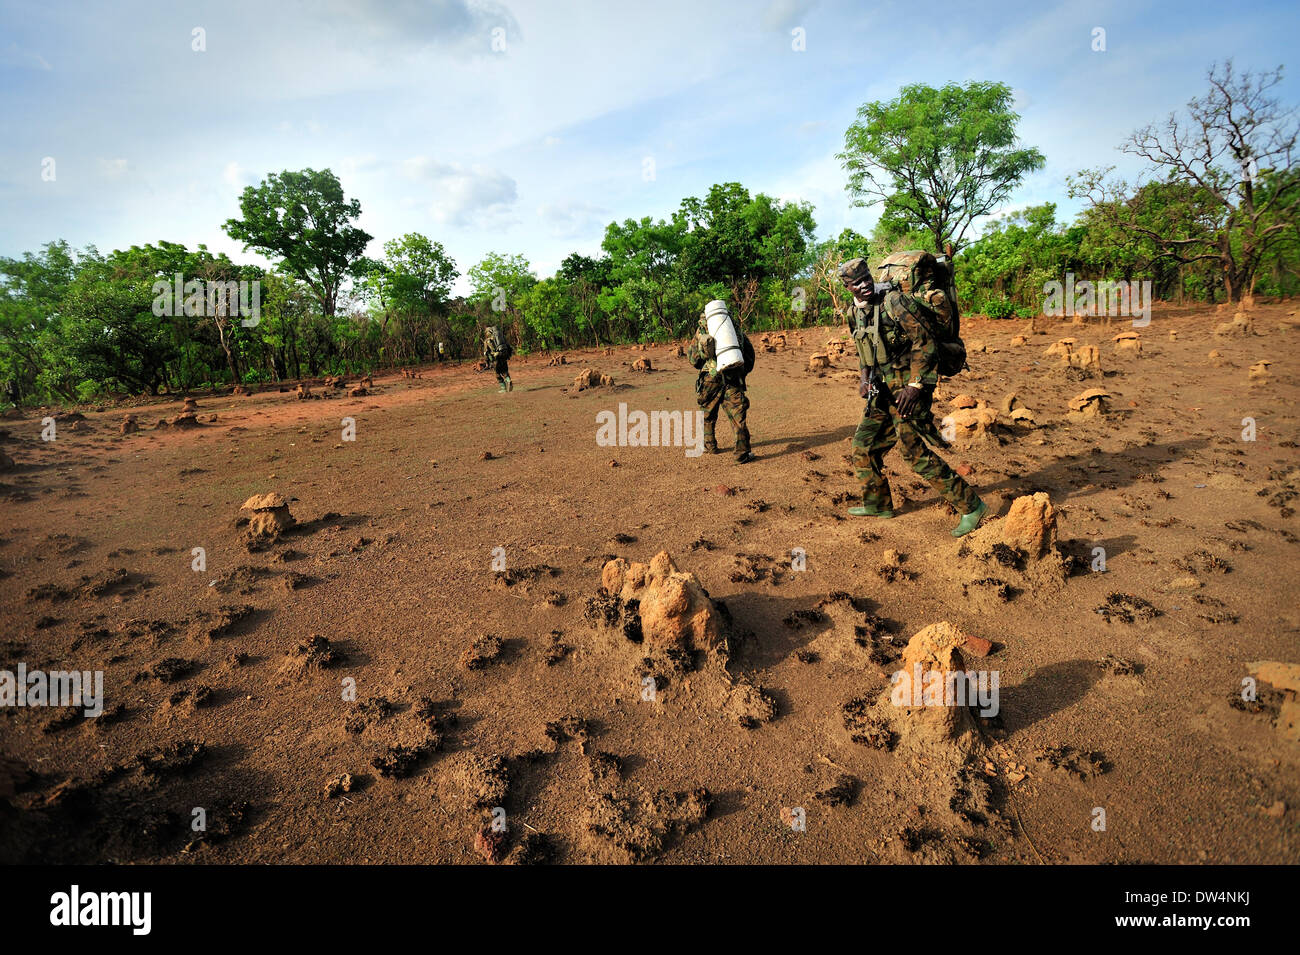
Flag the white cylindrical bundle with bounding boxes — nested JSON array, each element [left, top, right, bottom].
[[704, 300, 743, 372]]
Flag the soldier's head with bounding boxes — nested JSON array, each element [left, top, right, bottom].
[[838, 257, 873, 299]]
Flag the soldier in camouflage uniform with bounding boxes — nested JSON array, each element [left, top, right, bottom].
[[687, 314, 754, 463], [839, 257, 987, 537], [483, 326, 512, 392]]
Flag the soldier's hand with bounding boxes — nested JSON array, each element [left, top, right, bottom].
[[895, 384, 925, 419], [859, 367, 871, 399]]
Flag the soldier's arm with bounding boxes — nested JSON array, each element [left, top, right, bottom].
[[885, 290, 939, 387], [921, 287, 952, 325], [686, 338, 703, 368]]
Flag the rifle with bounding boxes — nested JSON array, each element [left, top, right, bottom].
[[863, 367, 895, 409], [865, 280, 898, 305]]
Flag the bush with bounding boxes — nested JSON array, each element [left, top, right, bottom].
[[978, 298, 1019, 319], [75, 379, 102, 402]]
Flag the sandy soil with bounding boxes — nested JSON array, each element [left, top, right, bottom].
[[1, 302, 1297, 864]]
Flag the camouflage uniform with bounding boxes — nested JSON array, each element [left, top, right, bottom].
[[492, 354, 510, 388], [844, 262, 980, 515], [483, 329, 512, 391], [687, 318, 751, 459]]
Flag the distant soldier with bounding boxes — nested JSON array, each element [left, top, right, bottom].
[[840, 256, 987, 537], [483, 326, 513, 393], [687, 305, 755, 463], [437, 341, 447, 362]]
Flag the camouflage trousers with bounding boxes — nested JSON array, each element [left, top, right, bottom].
[[697, 372, 750, 457], [852, 376, 980, 514], [493, 356, 510, 386]]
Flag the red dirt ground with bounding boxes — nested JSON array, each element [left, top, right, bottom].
[[1, 302, 1297, 864]]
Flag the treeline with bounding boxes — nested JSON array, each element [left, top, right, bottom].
[[1, 63, 1294, 405]]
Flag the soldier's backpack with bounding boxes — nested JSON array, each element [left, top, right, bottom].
[[877, 250, 966, 377], [740, 333, 756, 376], [485, 326, 512, 362]]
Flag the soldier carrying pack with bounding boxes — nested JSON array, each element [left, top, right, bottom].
[[871, 250, 966, 378], [483, 326, 514, 392], [838, 254, 987, 537]]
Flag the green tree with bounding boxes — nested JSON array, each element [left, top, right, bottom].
[[58, 276, 175, 396], [0, 240, 86, 401], [600, 216, 689, 339], [520, 277, 577, 348], [105, 241, 262, 387], [378, 233, 459, 316], [675, 183, 816, 319], [957, 204, 1082, 313], [224, 168, 372, 318], [467, 252, 536, 307], [257, 271, 316, 379], [467, 252, 536, 345], [364, 233, 459, 362], [838, 81, 1045, 252], [1071, 61, 1298, 304], [558, 253, 612, 344]]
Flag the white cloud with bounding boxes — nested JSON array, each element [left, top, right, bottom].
[[761, 152, 871, 240], [317, 0, 519, 50], [274, 119, 324, 136], [401, 156, 519, 227], [2, 0, 1295, 285], [98, 158, 128, 178], [762, 0, 815, 32], [338, 155, 381, 177], [0, 42, 51, 71], [222, 162, 258, 189], [537, 199, 610, 239]]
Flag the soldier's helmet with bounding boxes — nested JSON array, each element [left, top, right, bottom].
[[838, 257, 872, 285]]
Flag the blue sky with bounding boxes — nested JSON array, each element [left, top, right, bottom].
[[1, 0, 1296, 294]]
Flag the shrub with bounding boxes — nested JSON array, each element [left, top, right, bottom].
[[978, 298, 1018, 319]]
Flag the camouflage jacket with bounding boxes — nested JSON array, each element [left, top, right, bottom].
[[848, 290, 941, 387], [483, 327, 512, 363], [687, 327, 718, 377]]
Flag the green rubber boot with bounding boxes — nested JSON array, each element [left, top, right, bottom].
[[505, 376, 513, 392], [848, 504, 895, 518], [951, 499, 988, 538]]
